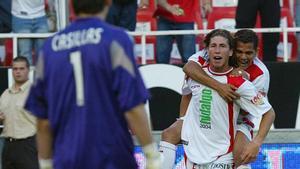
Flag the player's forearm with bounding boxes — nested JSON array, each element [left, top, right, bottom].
[[253, 108, 275, 146], [125, 104, 154, 146], [179, 94, 192, 117], [183, 61, 222, 91], [37, 119, 53, 159]]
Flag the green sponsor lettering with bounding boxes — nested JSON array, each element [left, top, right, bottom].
[[199, 88, 212, 128]]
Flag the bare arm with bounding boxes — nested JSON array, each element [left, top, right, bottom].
[[254, 108, 275, 145], [125, 104, 161, 169], [183, 61, 239, 102], [125, 104, 154, 146], [240, 108, 276, 164], [200, 0, 212, 17], [37, 119, 53, 169], [179, 94, 192, 117]]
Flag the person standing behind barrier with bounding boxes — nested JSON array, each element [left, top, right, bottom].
[[154, 0, 210, 64], [12, 0, 49, 65], [235, 0, 280, 62], [106, 0, 149, 31], [0, 56, 39, 169], [24, 0, 161, 169]]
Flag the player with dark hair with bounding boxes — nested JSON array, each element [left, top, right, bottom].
[[0, 56, 39, 169], [181, 29, 275, 168], [25, 0, 161, 169], [159, 29, 275, 168]]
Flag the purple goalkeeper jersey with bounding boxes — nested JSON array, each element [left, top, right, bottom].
[[25, 17, 149, 169]]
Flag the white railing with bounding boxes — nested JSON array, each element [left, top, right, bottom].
[[1, 27, 300, 64]]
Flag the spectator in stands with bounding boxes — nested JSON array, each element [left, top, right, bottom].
[[0, 0, 12, 33], [154, 0, 211, 64], [295, 0, 300, 61], [106, 0, 149, 31], [235, 0, 280, 62], [12, 0, 49, 65], [0, 56, 39, 169]]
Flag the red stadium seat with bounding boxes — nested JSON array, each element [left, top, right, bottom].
[[207, 8, 236, 29], [69, 0, 76, 22], [211, 0, 237, 8], [2, 39, 13, 67], [135, 10, 157, 64], [207, 7, 262, 29]]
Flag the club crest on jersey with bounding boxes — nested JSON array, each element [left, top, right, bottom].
[[251, 93, 264, 105]]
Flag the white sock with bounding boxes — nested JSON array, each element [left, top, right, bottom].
[[159, 141, 177, 169]]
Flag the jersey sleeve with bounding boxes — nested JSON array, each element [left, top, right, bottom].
[[252, 72, 270, 96], [181, 76, 192, 95], [111, 33, 150, 113], [235, 80, 272, 118], [187, 49, 209, 67], [25, 51, 48, 119]]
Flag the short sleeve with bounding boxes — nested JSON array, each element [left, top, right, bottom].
[[25, 52, 48, 119], [181, 76, 192, 95], [111, 34, 150, 113], [188, 49, 209, 67], [235, 80, 272, 118]]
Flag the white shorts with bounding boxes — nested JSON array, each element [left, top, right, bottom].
[[185, 153, 234, 169], [236, 115, 254, 141]]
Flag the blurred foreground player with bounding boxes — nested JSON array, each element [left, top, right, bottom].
[[24, 0, 161, 169]]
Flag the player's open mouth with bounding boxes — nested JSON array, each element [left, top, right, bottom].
[[213, 56, 222, 60], [239, 60, 249, 66]]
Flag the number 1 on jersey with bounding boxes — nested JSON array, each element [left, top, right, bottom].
[[70, 51, 85, 106]]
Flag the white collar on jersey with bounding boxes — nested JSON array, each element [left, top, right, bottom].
[[208, 66, 233, 76]]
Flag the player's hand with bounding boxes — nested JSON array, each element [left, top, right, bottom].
[[201, 3, 212, 18], [166, 4, 184, 16], [216, 83, 240, 102], [240, 141, 260, 165], [143, 142, 162, 169]]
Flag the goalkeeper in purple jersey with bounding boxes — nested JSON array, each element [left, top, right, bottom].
[[24, 0, 161, 169]]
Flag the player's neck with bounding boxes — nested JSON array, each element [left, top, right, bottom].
[[209, 65, 233, 74], [13, 80, 28, 91], [77, 7, 109, 21], [77, 13, 105, 20]]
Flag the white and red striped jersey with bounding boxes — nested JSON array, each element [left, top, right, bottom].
[[181, 66, 272, 164], [188, 49, 270, 129]]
